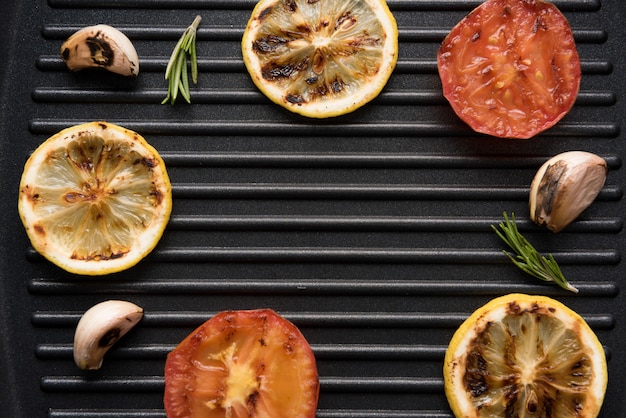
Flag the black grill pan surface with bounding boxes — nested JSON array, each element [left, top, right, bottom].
[[1, 0, 625, 417]]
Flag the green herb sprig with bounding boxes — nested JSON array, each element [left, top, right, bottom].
[[492, 212, 578, 293], [162, 15, 202, 105]]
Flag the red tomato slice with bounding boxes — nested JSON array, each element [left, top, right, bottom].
[[437, 0, 581, 139], [164, 309, 319, 418]]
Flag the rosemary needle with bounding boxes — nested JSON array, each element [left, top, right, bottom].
[[162, 15, 202, 105], [492, 212, 578, 293]]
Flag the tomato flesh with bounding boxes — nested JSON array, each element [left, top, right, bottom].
[[437, 0, 581, 139], [164, 309, 319, 418]]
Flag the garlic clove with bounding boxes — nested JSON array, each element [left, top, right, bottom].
[[73, 300, 144, 370], [529, 151, 607, 232], [60, 24, 139, 76]]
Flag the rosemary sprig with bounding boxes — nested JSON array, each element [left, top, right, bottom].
[[162, 15, 202, 105], [492, 212, 578, 293]]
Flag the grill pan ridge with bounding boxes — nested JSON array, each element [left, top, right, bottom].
[[0, 0, 625, 417]]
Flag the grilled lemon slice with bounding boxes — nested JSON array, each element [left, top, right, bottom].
[[444, 293, 607, 418], [18, 121, 172, 275], [241, 0, 398, 118]]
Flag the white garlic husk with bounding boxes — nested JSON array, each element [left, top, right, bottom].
[[529, 151, 607, 232], [60, 24, 139, 76]]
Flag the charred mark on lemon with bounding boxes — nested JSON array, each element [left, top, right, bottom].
[[33, 223, 46, 237], [71, 247, 130, 261], [262, 57, 309, 80], [284, 0, 297, 12], [253, 34, 288, 53], [64, 191, 98, 203]]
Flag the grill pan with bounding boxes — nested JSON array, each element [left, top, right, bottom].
[[1, 0, 625, 416]]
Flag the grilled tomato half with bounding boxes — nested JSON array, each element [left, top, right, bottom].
[[164, 309, 319, 418], [437, 0, 581, 139]]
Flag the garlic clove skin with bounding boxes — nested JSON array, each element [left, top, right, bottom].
[[61, 25, 139, 77], [529, 151, 607, 233], [73, 300, 144, 370]]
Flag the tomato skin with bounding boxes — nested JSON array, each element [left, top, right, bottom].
[[164, 309, 319, 418], [437, 0, 581, 139]]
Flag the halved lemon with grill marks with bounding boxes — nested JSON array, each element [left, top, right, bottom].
[[241, 0, 398, 118], [444, 293, 607, 418], [18, 121, 172, 276]]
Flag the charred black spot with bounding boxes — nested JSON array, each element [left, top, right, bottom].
[[528, 398, 538, 413], [533, 16, 548, 33], [508, 301, 522, 315], [71, 248, 129, 261], [258, 338, 266, 346], [62, 47, 70, 61], [544, 396, 554, 418], [99, 328, 121, 348], [283, 24, 312, 38], [253, 35, 289, 54], [536, 161, 568, 216], [142, 157, 157, 168], [463, 350, 489, 397], [315, 84, 328, 97], [247, 391, 260, 414], [261, 57, 308, 80], [286, 93, 305, 104], [316, 19, 330, 30], [263, 63, 296, 79], [85, 37, 114, 66], [284, 0, 297, 12], [258, 6, 273, 21], [573, 397, 584, 413], [348, 36, 381, 49], [305, 75, 318, 84], [335, 11, 357, 31], [331, 78, 344, 93], [503, 376, 519, 404], [572, 359, 584, 369], [296, 24, 311, 35], [64, 191, 96, 203], [150, 189, 164, 205], [108, 252, 126, 260]]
